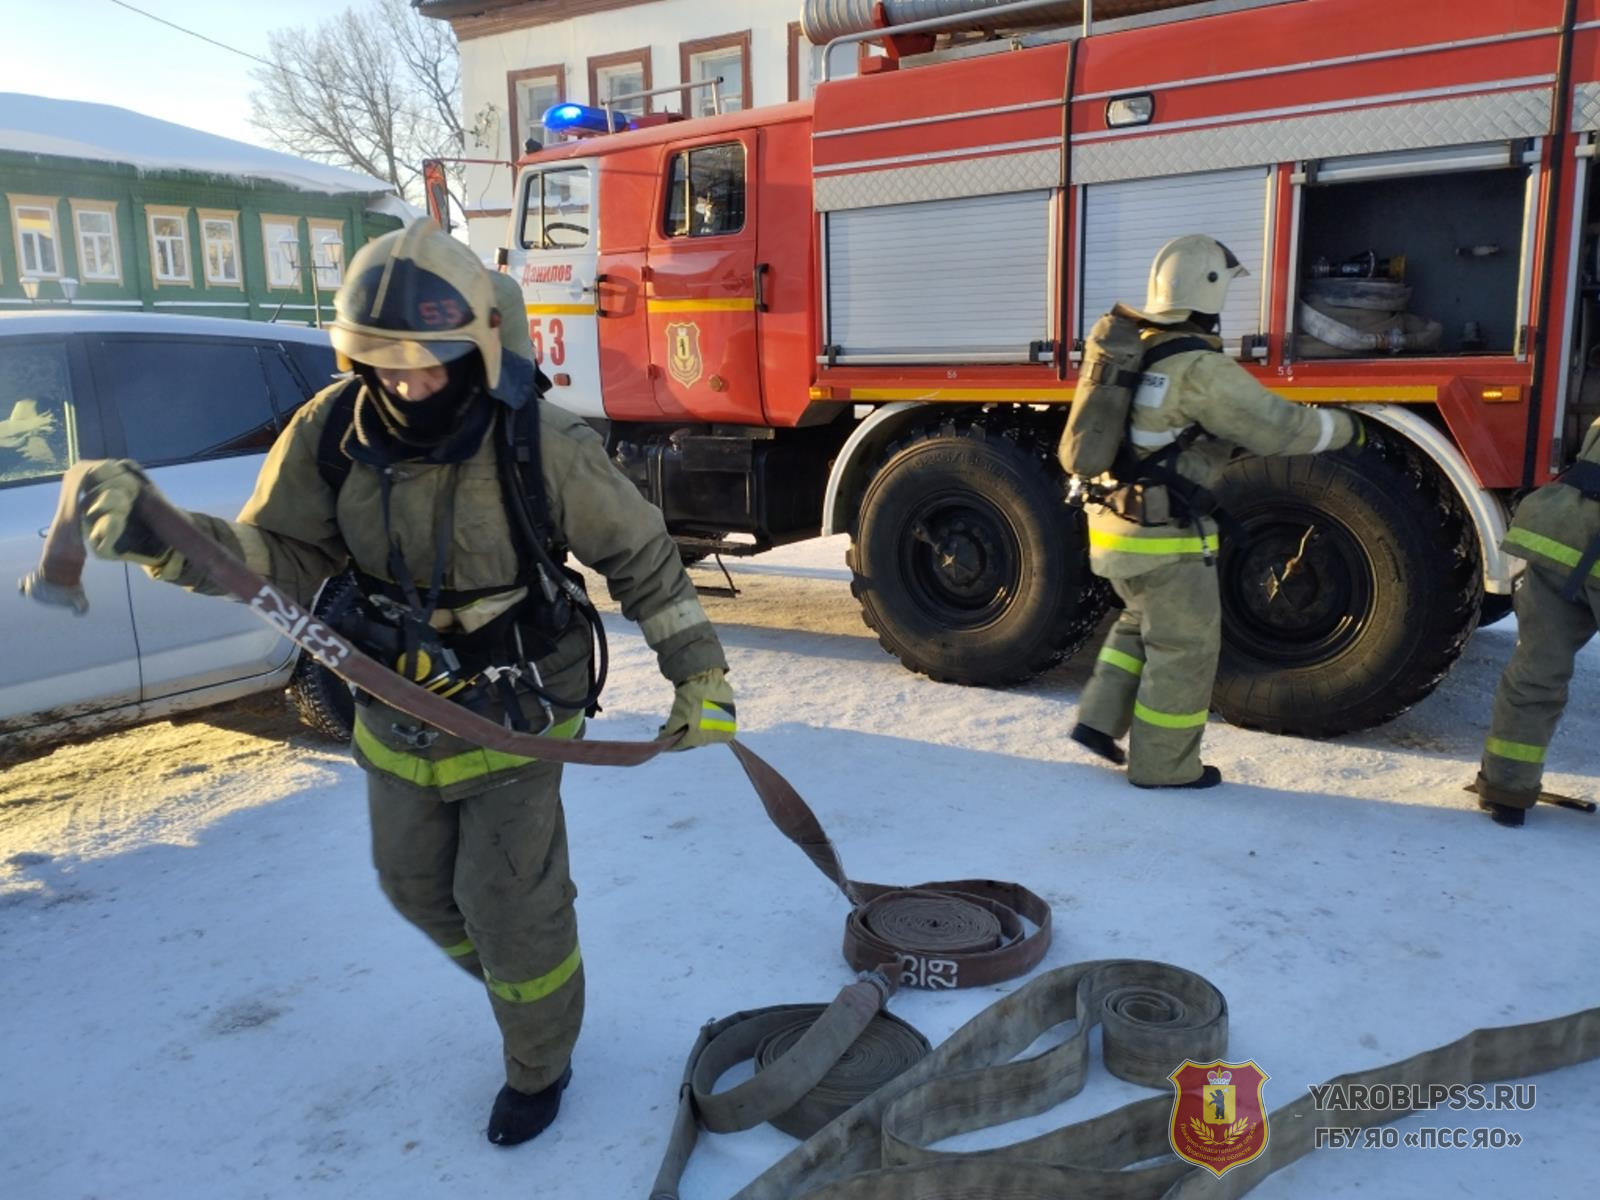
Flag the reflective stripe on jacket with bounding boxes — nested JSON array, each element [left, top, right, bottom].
[[1500, 418, 1600, 592]]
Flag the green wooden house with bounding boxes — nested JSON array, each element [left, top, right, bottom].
[[0, 93, 418, 324]]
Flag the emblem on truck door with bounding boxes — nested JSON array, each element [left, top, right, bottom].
[[665, 321, 703, 387]]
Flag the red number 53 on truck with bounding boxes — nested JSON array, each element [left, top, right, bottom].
[[456, 0, 1600, 737]]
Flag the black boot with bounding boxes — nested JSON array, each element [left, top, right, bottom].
[[1132, 765, 1222, 790], [1070, 722, 1126, 766], [1471, 774, 1534, 828], [488, 1065, 572, 1146]]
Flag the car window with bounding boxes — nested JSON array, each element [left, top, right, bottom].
[[96, 339, 278, 467], [287, 342, 337, 396], [663, 143, 746, 238], [0, 340, 77, 486]]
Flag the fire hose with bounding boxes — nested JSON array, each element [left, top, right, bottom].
[[20, 464, 1051, 992]]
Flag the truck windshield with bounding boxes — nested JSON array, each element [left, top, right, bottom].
[[520, 166, 591, 251]]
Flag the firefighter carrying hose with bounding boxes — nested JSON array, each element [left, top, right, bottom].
[[74, 220, 736, 1146], [1065, 234, 1362, 788], [1473, 415, 1600, 826]]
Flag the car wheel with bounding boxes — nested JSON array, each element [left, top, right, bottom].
[[286, 573, 357, 744]]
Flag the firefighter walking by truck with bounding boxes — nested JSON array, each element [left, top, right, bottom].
[[1065, 235, 1362, 788], [1473, 414, 1600, 826], [75, 220, 737, 1146]]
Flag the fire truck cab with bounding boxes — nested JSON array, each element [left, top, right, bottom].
[[495, 0, 1600, 738]]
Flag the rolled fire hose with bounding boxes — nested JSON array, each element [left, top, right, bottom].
[[1297, 301, 1436, 355], [709, 958, 1600, 1200], [21, 463, 1051, 988]]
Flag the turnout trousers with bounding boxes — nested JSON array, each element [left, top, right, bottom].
[[1480, 563, 1600, 798], [365, 751, 584, 1095], [1077, 560, 1221, 786]]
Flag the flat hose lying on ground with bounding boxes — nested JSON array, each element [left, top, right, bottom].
[[21, 463, 1050, 987]]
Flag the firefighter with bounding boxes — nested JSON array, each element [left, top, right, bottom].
[[75, 220, 736, 1146], [1069, 234, 1361, 788], [1473, 415, 1600, 826]]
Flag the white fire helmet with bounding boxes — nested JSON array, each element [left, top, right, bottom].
[[1132, 234, 1248, 326]]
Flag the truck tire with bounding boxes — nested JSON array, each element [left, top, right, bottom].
[[1211, 437, 1481, 736], [285, 573, 357, 744], [847, 420, 1108, 685]]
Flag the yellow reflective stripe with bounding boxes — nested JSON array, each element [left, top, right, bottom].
[[1089, 528, 1220, 556], [1504, 527, 1595, 573], [1486, 736, 1546, 764], [354, 711, 585, 789], [1098, 647, 1144, 677], [699, 700, 736, 733], [646, 297, 754, 312], [1272, 386, 1436, 404], [484, 944, 582, 1004], [524, 302, 593, 316], [1134, 700, 1208, 729], [443, 937, 476, 958]]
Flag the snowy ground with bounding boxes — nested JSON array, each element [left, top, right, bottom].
[[2, 535, 1597, 1200]]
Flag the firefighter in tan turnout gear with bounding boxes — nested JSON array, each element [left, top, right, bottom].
[[75, 220, 736, 1146], [1068, 234, 1361, 788], [1473, 415, 1600, 826]]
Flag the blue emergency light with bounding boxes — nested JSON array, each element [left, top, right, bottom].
[[542, 102, 628, 136]]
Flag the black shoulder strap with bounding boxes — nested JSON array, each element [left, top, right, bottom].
[[1562, 459, 1600, 500], [496, 398, 559, 558], [1140, 336, 1215, 371], [314, 376, 364, 494]]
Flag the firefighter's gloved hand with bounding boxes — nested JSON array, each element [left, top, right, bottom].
[[80, 459, 183, 580], [660, 668, 736, 750], [1343, 412, 1377, 455]]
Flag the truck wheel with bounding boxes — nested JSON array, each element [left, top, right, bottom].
[[847, 421, 1108, 685], [1212, 438, 1481, 736], [285, 573, 357, 744]]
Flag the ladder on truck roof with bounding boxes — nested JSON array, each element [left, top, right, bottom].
[[809, 0, 1310, 79]]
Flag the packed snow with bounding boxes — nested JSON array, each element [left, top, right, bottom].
[[0, 93, 401, 199], [2, 535, 1596, 1199]]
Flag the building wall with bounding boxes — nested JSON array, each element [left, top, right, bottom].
[[0, 156, 403, 324], [451, 0, 845, 258]]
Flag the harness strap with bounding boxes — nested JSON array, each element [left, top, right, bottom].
[[1557, 461, 1600, 600]]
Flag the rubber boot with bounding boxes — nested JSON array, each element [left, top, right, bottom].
[[1473, 773, 1535, 829], [1070, 722, 1126, 766], [488, 1065, 572, 1146], [1131, 765, 1222, 791]]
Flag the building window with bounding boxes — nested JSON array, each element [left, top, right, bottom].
[[664, 143, 746, 239], [507, 65, 565, 155], [680, 32, 751, 118], [71, 202, 120, 283], [147, 207, 192, 285], [589, 48, 651, 118], [788, 22, 859, 101], [199, 211, 241, 287], [262, 216, 301, 289], [12, 198, 63, 278], [308, 220, 345, 286]]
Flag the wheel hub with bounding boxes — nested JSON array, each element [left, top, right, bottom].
[[905, 502, 1017, 625], [1221, 512, 1372, 667]]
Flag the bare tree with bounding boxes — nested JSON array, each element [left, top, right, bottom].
[[249, 0, 462, 202]]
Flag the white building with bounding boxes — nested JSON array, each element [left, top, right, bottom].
[[416, 0, 853, 256]]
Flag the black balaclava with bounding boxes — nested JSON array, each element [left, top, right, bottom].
[[1186, 311, 1222, 336], [350, 352, 495, 465]]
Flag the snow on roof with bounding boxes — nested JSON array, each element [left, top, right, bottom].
[[0, 92, 398, 198]]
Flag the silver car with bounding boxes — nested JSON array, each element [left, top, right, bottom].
[[1, 311, 352, 758]]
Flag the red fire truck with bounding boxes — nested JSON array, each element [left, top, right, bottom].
[[472, 0, 1600, 737]]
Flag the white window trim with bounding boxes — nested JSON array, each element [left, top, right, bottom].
[[261, 215, 301, 291], [689, 48, 746, 117], [146, 207, 192, 286], [12, 197, 64, 280], [70, 201, 121, 284], [198, 211, 242, 288], [307, 219, 345, 287]]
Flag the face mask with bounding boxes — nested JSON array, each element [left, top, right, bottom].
[[365, 356, 483, 448]]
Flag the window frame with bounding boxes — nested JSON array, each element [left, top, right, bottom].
[[517, 164, 594, 252], [679, 31, 752, 117], [589, 47, 652, 118], [70, 200, 121, 284], [507, 64, 566, 154], [11, 196, 64, 280], [198, 209, 243, 289], [661, 141, 748, 240], [261, 214, 303, 291], [307, 219, 346, 287], [146, 205, 193, 286]]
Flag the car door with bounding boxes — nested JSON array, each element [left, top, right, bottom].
[[0, 333, 142, 731], [88, 334, 296, 702]]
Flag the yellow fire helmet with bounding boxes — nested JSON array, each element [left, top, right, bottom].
[[330, 219, 506, 394], [1132, 233, 1248, 326]]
